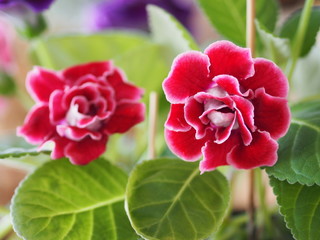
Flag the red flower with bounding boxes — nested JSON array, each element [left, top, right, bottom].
[[163, 41, 290, 172], [18, 62, 145, 164]]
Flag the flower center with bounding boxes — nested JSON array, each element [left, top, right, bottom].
[[204, 86, 238, 129]]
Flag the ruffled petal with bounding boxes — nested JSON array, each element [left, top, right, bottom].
[[204, 40, 254, 80], [253, 88, 291, 140], [49, 90, 67, 124], [200, 133, 241, 172], [185, 97, 208, 139], [51, 137, 71, 159], [17, 105, 55, 144], [240, 58, 289, 98], [163, 51, 211, 104], [107, 68, 144, 102], [65, 136, 108, 165], [104, 102, 145, 134], [214, 115, 237, 144], [214, 75, 252, 97], [165, 104, 191, 132], [27, 67, 64, 103], [165, 128, 210, 161], [56, 125, 102, 141], [232, 95, 255, 132], [62, 61, 113, 84], [227, 131, 278, 169]]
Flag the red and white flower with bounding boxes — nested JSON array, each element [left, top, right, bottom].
[[18, 61, 145, 165], [163, 40, 290, 172]]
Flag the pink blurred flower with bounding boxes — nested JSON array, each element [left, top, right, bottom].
[[0, 16, 15, 73], [163, 40, 291, 172], [18, 62, 145, 164]]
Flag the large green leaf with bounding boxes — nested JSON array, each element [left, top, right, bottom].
[[11, 158, 136, 240], [291, 46, 320, 100], [197, 0, 278, 46], [280, 7, 320, 57], [270, 176, 320, 240], [147, 5, 199, 60], [125, 158, 230, 240], [255, 20, 290, 66], [266, 98, 320, 186]]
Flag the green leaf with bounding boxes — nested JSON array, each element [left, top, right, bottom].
[[0, 148, 49, 159], [11, 158, 136, 240], [0, 72, 16, 95], [291, 46, 320, 100], [197, 0, 278, 46], [126, 158, 230, 240], [147, 4, 199, 59], [266, 98, 320, 186], [255, 20, 290, 65], [280, 7, 320, 57], [270, 176, 320, 240]]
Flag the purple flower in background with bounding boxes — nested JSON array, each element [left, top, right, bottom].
[[0, 0, 55, 12], [89, 0, 193, 31]]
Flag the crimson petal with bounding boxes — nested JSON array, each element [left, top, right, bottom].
[[17, 105, 55, 144], [62, 61, 113, 83], [163, 51, 211, 104], [205, 41, 254, 80], [227, 131, 278, 169], [165, 128, 210, 161], [241, 58, 289, 98], [214, 75, 251, 97], [49, 90, 67, 124], [253, 88, 291, 140], [27, 67, 64, 103], [65, 136, 108, 165], [104, 102, 145, 134], [107, 68, 144, 102], [165, 104, 191, 132], [200, 133, 241, 172], [185, 97, 208, 139]]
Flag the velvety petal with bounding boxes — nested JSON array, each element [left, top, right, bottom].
[[27, 67, 64, 102], [107, 68, 144, 102], [240, 58, 289, 98], [235, 111, 252, 146], [165, 128, 210, 161], [17, 105, 55, 144], [227, 131, 278, 169], [62, 83, 101, 109], [185, 97, 208, 139], [104, 102, 145, 134], [56, 125, 102, 141], [62, 61, 113, 84], [49, 90, 67, 124], [204, 40, 254, 80], [51, 137, 71, 159], [214, 75, 252, 97], [163, 51, 211, 104], [214, 115, 237, 144], [200, 133, 241, 172], [252, 88, 290, 140], [232, 95, 255, 132], [165, 104, 191, 132], [65, 136, 108, 165], [194, 92, 234, 109]]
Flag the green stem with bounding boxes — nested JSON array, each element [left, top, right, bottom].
[[255, 169, 272, 238], [286, 0, 314, 82]]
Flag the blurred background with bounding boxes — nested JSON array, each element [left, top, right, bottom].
[[0, 0, 318, 238]]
